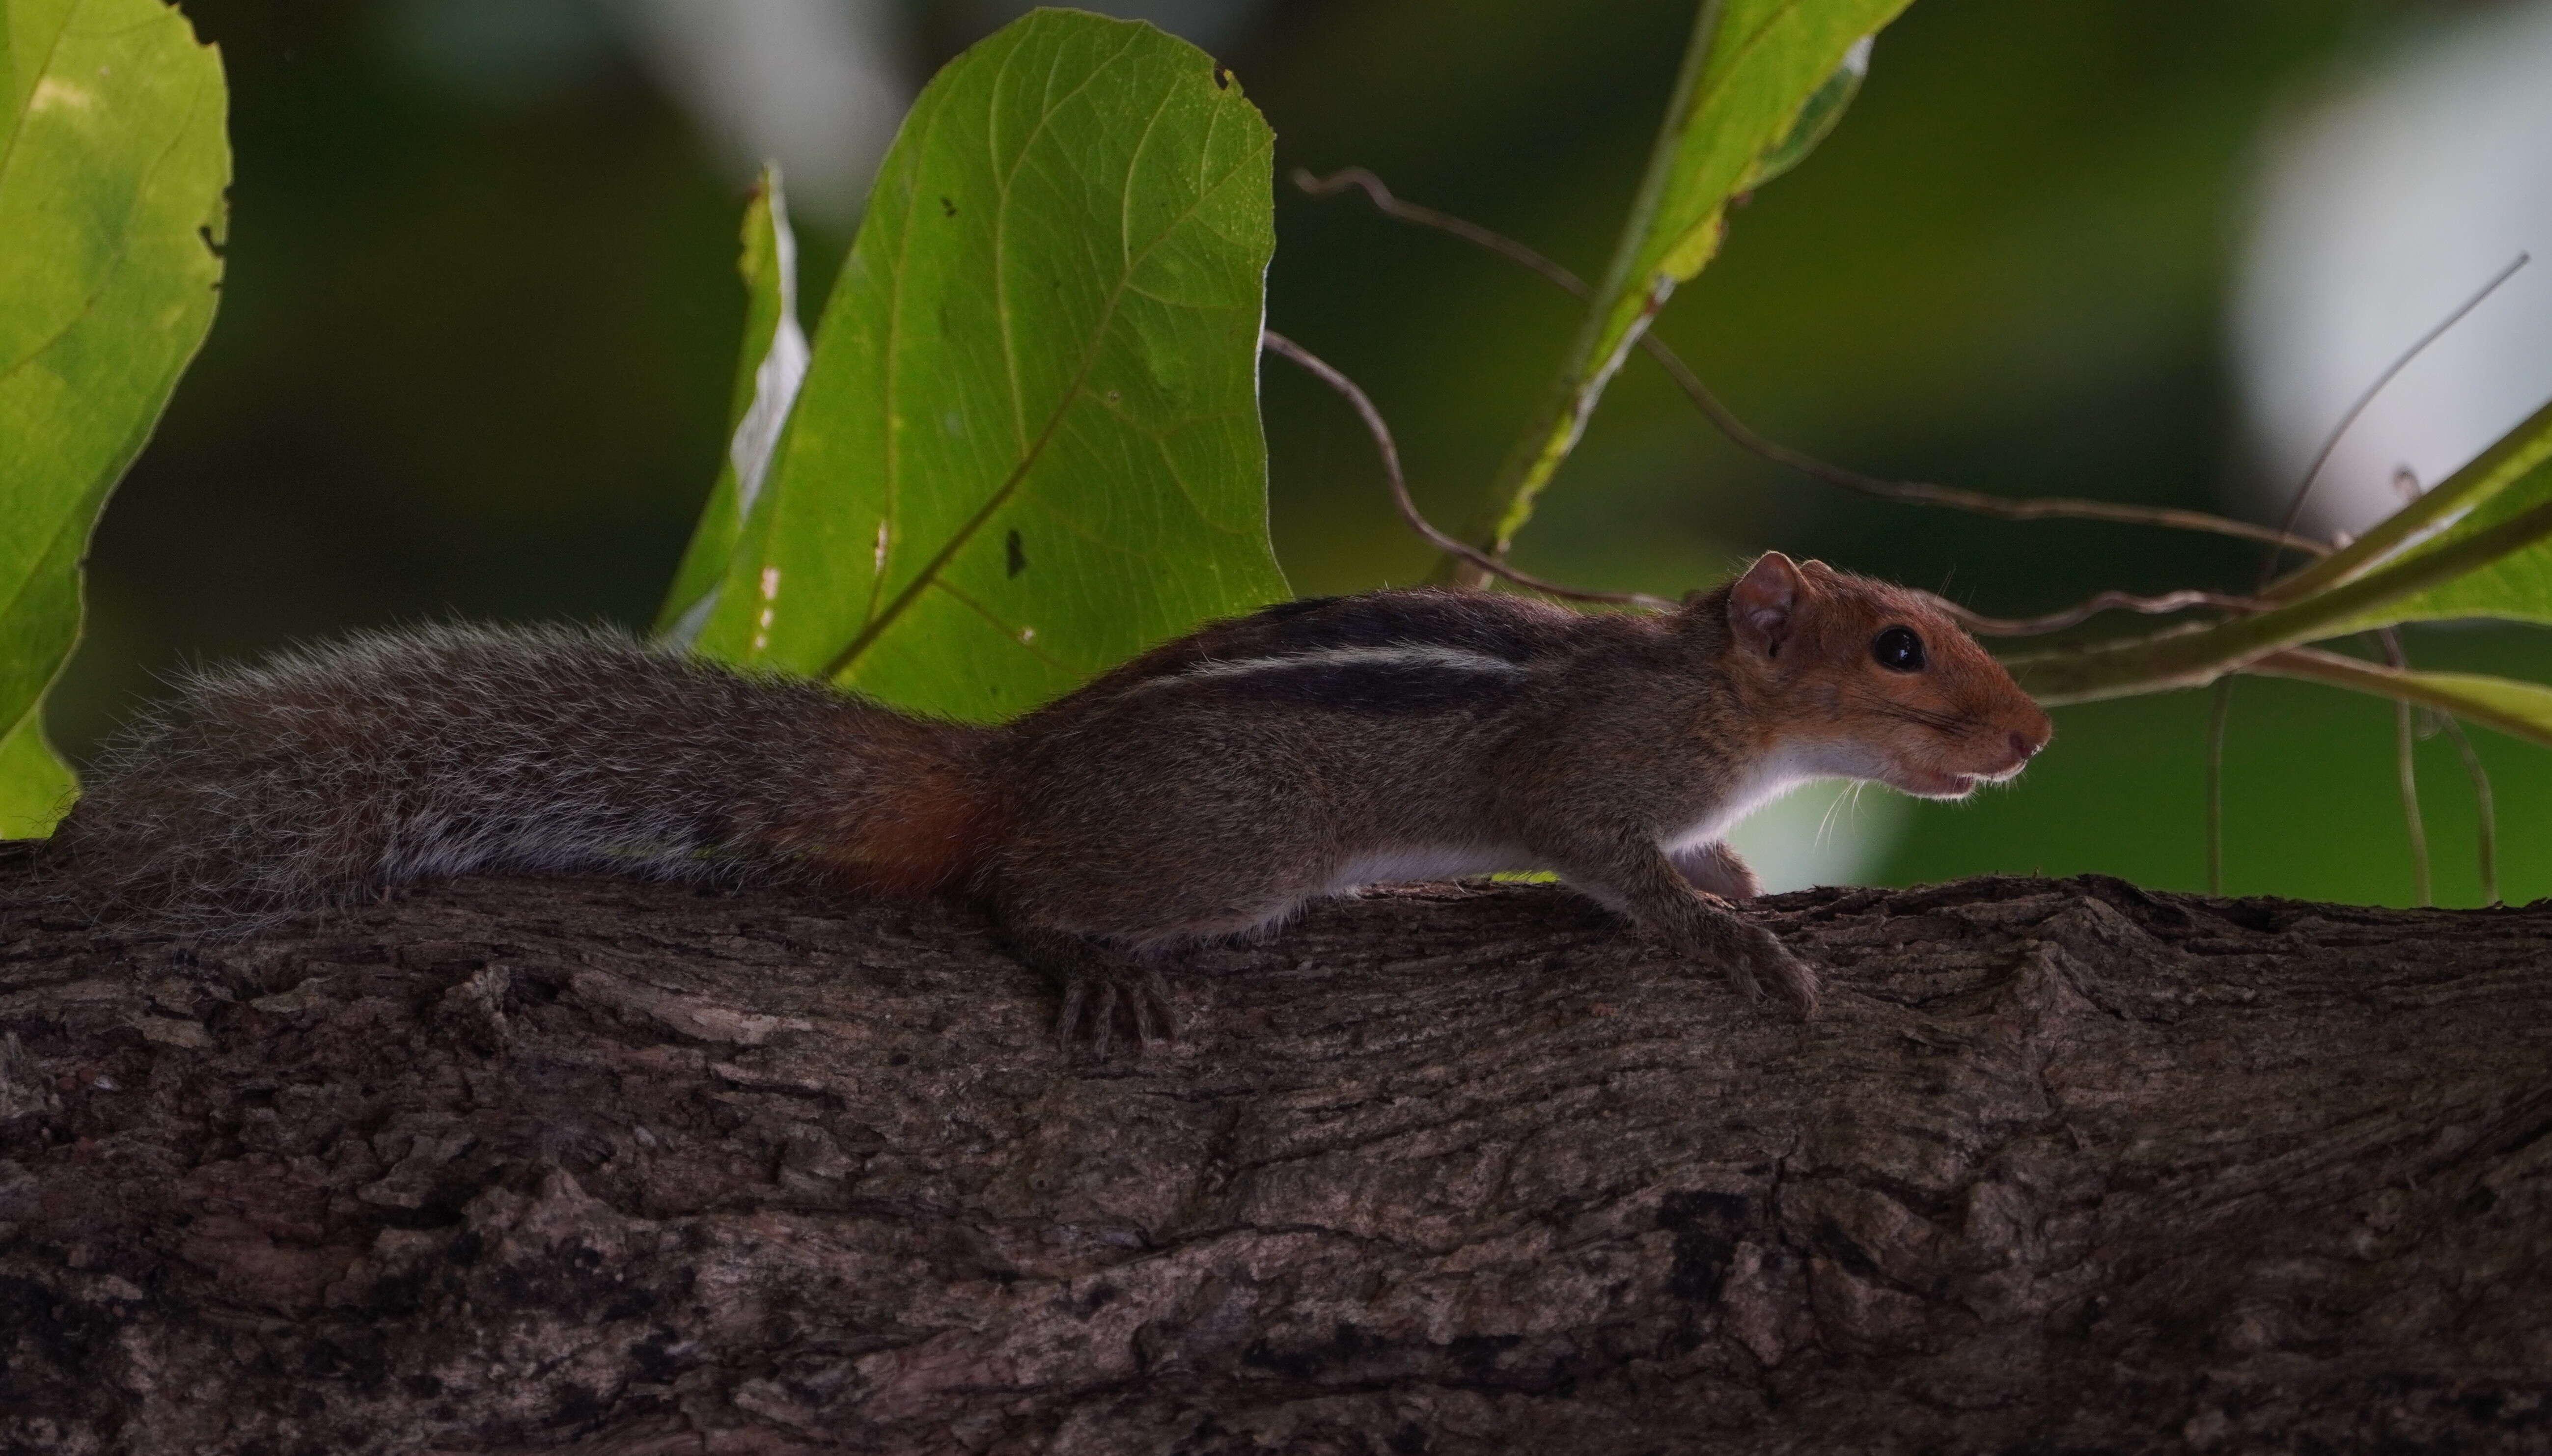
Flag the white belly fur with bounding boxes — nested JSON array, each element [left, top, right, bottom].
[[1325, 842, 1535, 892], [1661, 750, 1847, 855], [1325, 751, 1861, 895]]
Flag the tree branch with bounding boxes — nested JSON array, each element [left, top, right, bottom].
[[6, 858, 2551, 1453]]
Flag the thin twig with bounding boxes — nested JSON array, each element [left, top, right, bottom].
[[2253, 626, 2493, 905], [1296, 165, 2332, 562], [1265, 313, 2244, 632], [1260, 329, 1675, 611], [1931, 589, 2261, 639], [1642, 334, 2330, 559], [2388, 698, 2429, 907], [2375, 628, 2433, 907], [2206, 677, 2233, 896], [2255, 252, 2530, 590], [1294, 167, 1587, 295], [2441, 716, 2500, 906], [2392, 697, 2433, 907]]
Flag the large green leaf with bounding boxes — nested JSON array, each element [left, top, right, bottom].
[[0, 0, 228, 836], [685, 9, 1287, 721], [1464, 0, 1912, 560], [657, 164, 807, 642]]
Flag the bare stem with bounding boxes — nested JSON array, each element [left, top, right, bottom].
[[2374, 628, 2433, 907], [2441, 717, 2501, 907], [2013, 493, 2552, 705], [2245, 638, 2494, 907], [1260, 329, 1674, 611], [2244, 647, 2552, 753], [2259, 393, 2552, 605], [2393, 698, 2433, 907], [1294, 168, 1587, 294], [2206, 677, 2233, 896], [2257, 253, 2530, 591], [1934, 589, 2261, 640], [1296, 166, 2332, 564]]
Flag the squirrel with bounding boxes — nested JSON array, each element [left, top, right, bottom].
[[50, 551, 2050, 1050]]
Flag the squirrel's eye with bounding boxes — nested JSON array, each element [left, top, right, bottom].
[[1872, 626, 1925, 672]]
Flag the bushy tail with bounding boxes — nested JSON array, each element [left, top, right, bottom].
[[50, 625, 998, 933]]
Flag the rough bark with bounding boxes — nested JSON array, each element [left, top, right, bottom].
[[2, 849, 2550, 1455]]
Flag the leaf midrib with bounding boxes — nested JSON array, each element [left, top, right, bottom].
[[1639, 0, 1850, 276], [0, 2, 74, 206], [827, 52, 1262, 682], [861, 25, 1143, 632]]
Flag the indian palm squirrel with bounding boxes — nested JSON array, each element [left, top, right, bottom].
[[51, 551, 2053, 1049]]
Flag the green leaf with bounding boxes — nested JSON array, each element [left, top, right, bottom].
[[657, 164, 808, 642], [2312, 417, 2552, 633], [2012, 491, 2552, 706], [1464, 0, 1912, 560], [2263, 394, 2552, 605], [2020, 388, 2552, 711], [2248, 648, 2552, 753], [687, 9, 1288, 721], [2011, 398, 2552, 708], [1743, 34, 1871, 192], [0, 0, 229, 837], [0, 707, 75, 838]]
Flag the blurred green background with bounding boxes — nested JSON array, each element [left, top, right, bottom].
[[55, 0, 2552, 906]]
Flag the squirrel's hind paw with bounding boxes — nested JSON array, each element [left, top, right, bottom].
[[1052, 963, 1180, 1057], [1003, 922, 1181, 1056]]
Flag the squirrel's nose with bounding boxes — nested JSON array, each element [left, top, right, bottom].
[[2009, 730, 2043, 762]]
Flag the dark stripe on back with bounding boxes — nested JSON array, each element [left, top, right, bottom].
[[1181, 656, 1527, 714], [1093, 590, 1578, 693], [1245, 592, 1561, 663]]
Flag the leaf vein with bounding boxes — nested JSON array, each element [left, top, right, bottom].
[[825, 133, 1265, 681]]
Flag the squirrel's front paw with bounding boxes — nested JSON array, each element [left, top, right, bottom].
[[1053, 963, 1180, 1057], [1757, 939, 1821, 1019], [1714, 920, 1820, 1020]]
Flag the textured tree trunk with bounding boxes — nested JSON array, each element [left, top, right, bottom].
[[2, 850, 2550, 1455]]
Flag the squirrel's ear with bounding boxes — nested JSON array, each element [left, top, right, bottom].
[[1728, 552, 1803, 660]]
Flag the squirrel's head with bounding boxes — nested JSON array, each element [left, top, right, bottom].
[[1693, 552, 2053, 801]]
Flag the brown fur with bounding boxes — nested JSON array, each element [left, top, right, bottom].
[[52, 556, 2050, 1052], [792, 725, 1007, 897]]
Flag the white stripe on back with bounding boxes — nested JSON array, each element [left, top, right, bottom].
[[1165, 645, 1530, 685]]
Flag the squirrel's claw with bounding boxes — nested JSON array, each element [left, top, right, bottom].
[[1718, 923, 1818, 1021], [1760, 942, 1820, 1019], [1669, 914, 1820, 1021], [1133, 967, 1180, 1043], [1049, 962, 1179, 1057], [1078, 977, 1122, 1057], [1010, 923, 1176, 1056], [1053, 974, 1092, 1052], [1041, 959, 1179, 1061]]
